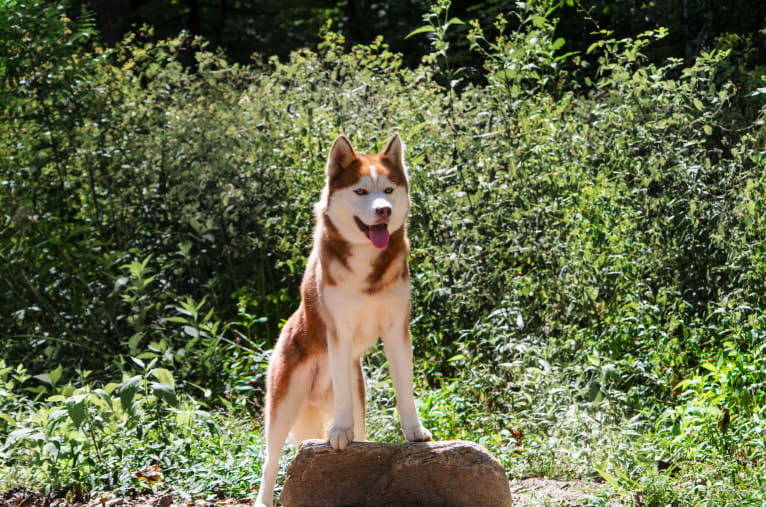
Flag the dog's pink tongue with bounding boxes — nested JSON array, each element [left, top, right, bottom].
[[369, 224, 389, 249]]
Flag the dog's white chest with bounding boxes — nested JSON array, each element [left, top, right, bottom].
[[322, 252, 409, 354]]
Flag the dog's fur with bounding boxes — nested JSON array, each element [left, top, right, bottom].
[[255, 134, 432, 507]]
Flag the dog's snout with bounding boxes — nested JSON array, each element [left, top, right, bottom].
[[376, 206, 392, 218]]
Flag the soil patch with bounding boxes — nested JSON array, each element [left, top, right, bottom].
[[511, 477, 605, 505]]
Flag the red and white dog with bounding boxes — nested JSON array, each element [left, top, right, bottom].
[[255, 134, 432, 506]]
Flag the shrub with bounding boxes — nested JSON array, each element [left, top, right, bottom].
[[2, 0, 766, 502]]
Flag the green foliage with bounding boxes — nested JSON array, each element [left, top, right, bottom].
[[2, 0, 766, 503], [0, 363, 269, 498]]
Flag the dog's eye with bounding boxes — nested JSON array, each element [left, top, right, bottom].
[[384, 188, 394, 194], [354, 189, 368, 196]]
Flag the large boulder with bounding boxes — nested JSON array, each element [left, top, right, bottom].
[[279, 439, 512, 507]]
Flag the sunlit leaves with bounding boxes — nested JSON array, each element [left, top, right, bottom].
[[1, 0, 765, 503]]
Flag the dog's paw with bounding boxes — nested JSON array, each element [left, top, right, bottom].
[[403, 424, 432, 442], [328, 424, 354, 450], [254, 498, 271, 507]]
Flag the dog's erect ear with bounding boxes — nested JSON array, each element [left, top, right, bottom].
[[381, 133, 407, 178], [326, 135, 357, 180]]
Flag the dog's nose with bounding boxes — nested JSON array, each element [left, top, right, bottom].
[[376, 206, 392, 217]]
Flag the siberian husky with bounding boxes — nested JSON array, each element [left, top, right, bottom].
[[255, 133, 432, 506]]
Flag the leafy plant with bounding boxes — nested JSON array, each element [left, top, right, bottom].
[[2, 0, 766, 503]]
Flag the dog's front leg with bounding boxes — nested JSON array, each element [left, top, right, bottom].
[[383, 326, 432, 443], [327, 331, 355, 450]]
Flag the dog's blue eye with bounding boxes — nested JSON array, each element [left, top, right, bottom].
[[354, 189, 368, 196], [384, 188, 394, 194]]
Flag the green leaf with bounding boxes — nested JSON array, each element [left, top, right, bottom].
[[405, 25, 435, 40], [114, 277, 129, 292], [150, 368, 175, 388], [175, 409, 193, 425], [530, 15, 547, 28], [149, 340, 168, 352], [6, 428, 44, 446], [408, 121, 429, 137], [66, 395, 87, 429], [587, 41, 604, 54], [93, 389, 113, 410], [104, 382, 120, 395], [494, 69, 516, 82], [152, 382, 178, 406], [128, 333, 143, 350], [119, 375, 142, 412], [595, 462, 620, 488], [44, 442, 59, 461], [42, 364, 62, 387], [140, 254, 153, 271]]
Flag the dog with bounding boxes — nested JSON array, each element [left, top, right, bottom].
[[255, 133, 432, 507]]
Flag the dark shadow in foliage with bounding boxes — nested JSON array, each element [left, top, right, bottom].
[[69, 0, 433, 66]]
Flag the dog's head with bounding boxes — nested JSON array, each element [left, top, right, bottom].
[[322, 134, 410, 250]]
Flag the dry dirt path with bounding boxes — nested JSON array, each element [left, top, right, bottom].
[[511, 477, 606, 505]]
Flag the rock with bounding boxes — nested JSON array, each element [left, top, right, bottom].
[[279, 439, 512, 507], [155, 495, 173, 507]]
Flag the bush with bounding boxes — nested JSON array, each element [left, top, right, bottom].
[[2, 0, 766, 503], [0, 363, 267, 498]]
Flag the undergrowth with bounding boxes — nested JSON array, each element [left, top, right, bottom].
[[2, 0, 766, 504]]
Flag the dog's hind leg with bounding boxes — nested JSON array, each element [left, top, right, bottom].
[[255, 362, 312, 507]]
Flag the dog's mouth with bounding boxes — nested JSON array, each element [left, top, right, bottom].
[[354, 216, 389, 249]]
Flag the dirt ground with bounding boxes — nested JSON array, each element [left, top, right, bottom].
[[2, 477, 606, 507], [511, 477, 605, 505]]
